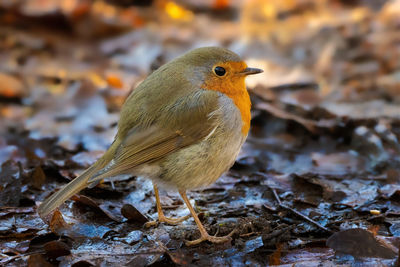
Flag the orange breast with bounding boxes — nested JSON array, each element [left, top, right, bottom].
[[201, 63, 251, 135]]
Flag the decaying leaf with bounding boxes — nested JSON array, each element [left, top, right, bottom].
[[327, 228, 397, 259], [49, 209, 69, 233]]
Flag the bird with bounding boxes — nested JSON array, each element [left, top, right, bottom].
[[38, 47, 263, 245]]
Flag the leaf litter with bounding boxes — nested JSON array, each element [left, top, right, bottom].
[[1, 0, 400, 266]]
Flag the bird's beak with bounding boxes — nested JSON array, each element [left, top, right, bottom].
[[240, 67, 263, 75]]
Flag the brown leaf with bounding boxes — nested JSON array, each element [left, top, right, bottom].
[[44, 240, 71, 259], [121, 203, 148, 223], [256, 102, 317, 133], [269, 243, 283, 265], [71, 194, 100, 209], [49, 209, 69, 233], [327, 228, 397, 259], [106, 74, 124, 89], [72, 194, 124, 222], [0, 73, 24, 98], [31, 166, 46, 189], [167, 251, 191, 266], [368, 225, 380, 237], [27, 254, 52, 267], [0, 160, 22, 206]]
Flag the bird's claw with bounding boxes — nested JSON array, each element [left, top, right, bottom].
[[185, 228, 237, 246], [145, 214, 190, 228]]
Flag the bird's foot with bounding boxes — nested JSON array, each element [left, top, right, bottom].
[[185, 228, 237, 246], [145, 214, 190, 227]]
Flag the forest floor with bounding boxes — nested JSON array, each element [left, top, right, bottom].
[[1, 0, 400, 266]]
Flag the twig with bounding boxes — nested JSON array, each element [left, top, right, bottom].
[[256, 102, 317, 133], [240, 232, 261, 237], [268, 82, 319, 92], [270, 187, 282, 206], [279, 201, 333, 234], [0, 250, 45, 265], [261, 179, 333, 234]]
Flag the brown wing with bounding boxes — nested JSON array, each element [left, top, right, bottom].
[[88, 96, 220, 183]]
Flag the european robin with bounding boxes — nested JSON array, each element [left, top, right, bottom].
[[38, 47, 263, 245]]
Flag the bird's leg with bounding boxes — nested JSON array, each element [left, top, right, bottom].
[[179, 190, 235, 246], [145, 183, 190, 227]]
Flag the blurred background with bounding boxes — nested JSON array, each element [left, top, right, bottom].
[[1, 0, 399, 153], [1, 0, 400, 266]]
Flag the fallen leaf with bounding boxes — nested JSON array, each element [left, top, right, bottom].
[[326, 228, 397, 259], [72, 194, 124, 222], [269, 243, 283, 265], [49, 209, 69, 233], [31, 165, 46, 189], [27, 254, 53, 267], [106, 74, 124, 89], [44, 240, 71, 259], [0, 73, 25, 98], [0, 160, 22, 206], [121, 203, 148, 223]]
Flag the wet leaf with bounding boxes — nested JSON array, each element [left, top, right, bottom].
[[122, 230, 143, 245], [49, 209, 69, 233], [31, 165, 46, 189], [44, 240, 71, 259], [327, 228, 397, 259], [121, 203, 148, 223], [0, 207, 35, 217], [0, 160, 22, 206], [27, 254, 53, 267]]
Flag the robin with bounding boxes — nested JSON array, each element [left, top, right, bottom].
[[38, 47, 263, 245]]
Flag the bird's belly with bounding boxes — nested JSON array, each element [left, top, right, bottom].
[[152, 126, 245, 190]]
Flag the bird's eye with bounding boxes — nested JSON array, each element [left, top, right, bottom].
[[214, 66, 226, 76]]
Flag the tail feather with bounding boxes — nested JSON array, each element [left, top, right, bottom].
[[38, 140, 120, 219], [37, 163, 100, 219]]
